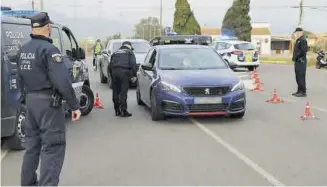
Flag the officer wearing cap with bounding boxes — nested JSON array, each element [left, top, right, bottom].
[[109, 41, 137, 117], [17, 12, 81, 186], [292, 27, 308, 97]]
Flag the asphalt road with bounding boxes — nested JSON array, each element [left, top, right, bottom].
[[2, 62, 327, 186]]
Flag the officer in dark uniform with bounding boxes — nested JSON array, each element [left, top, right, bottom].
[[109, 41, 137, 117], [292, 27, 308, 97], [17, 12, 81, 186]]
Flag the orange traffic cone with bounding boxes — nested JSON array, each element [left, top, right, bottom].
[[301, 101, 319, 121], [250, 82, 264, 92], [251, 73, 259, 79], [252, 77, 264, 85], [94, 93, 104, 109], [250, 68, 259, 75], [266, 89, 284, 103]]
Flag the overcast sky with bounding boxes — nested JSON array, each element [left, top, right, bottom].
[[2, 0, 327, 39]]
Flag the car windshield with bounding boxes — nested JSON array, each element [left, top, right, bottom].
[[113, 41, 150, 53], [159, 48, 228, 70], [234, 43, 256, 50]]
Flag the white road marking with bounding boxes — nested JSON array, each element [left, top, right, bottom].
[[1, 149, 9, 161], [190, 118, 285, 186]]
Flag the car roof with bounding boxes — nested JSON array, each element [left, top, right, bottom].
[[156, 35, 211, 39], [154, 44, 210, 50], [1, 15, 62, 28], [214, 40, 250, 44], [110, 39, 149, 43]]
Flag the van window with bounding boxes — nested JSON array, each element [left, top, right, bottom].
[[2, 23, 31, 55], [50, 27, 62, 52]]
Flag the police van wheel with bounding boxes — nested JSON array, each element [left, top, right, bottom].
[[80, 85, 94, 116], [99, 66, 107, 83], [6, 105, 26, 150]]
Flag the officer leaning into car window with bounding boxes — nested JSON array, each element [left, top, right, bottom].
[[109, 41, 137, 117], [17, 12, 81, 186], [292, 27, 308, 97]]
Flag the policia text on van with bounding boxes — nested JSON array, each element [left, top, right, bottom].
[[1, 9, 95, 150]]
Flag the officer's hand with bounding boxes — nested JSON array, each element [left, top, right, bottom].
[[72, 109, 81, 121]]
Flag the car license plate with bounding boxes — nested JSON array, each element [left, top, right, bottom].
[[194, 97, 222, 104], [245, 55, 252, 62]]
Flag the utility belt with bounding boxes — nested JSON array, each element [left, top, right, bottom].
[[28, 88, 63, 108]]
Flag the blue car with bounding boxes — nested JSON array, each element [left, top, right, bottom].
[[136, 45, 246, 121]]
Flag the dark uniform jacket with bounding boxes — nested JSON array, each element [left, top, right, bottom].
[[292, 35, 308, 62], [109, 46, 137, 77], [17, 34, 79, 110]]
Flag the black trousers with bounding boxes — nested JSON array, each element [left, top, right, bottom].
[[111, 68, 130, 111], [21, 92, 66, 186], [294, 61, 307, 93]]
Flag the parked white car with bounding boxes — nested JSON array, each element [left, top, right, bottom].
[[211, 40, 260, 71]]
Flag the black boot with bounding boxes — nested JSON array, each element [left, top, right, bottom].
[[120, 109, 132, 117], [115, 108, 121, 116]]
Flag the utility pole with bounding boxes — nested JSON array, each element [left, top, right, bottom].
[[32, 0, 35, 10], [159, 0, 163, 36], [40, 0, 44, 11], [298, 0, 304, 27]]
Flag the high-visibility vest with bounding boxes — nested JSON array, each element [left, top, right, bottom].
[[95, 43, 101, 53]]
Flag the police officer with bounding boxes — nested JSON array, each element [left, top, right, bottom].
[[292, 27, 308, 97], [92, 39, 103, 70], [109, 41, 137, 117], [17, 12, 81, 186]]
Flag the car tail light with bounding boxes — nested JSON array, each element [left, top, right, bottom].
[[231, 50, 243, 55]]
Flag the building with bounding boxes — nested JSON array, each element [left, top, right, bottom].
[[201, 23, 272, 55], [270, 35, 292, 54]]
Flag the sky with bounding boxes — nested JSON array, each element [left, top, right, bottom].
[[2, 0, 327, 39]]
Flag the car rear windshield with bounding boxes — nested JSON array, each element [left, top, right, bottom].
[[113, 41, 150, 53], [234, 43, 256, 50], [159, 48, 228, 70]]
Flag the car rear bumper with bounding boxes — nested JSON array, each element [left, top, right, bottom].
[[155, 89, 246, 117], [233, 61, 260, 67]]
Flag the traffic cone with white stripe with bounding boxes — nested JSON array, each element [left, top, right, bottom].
[[94, 93, 104, 109], [301, 101, 319, 121]]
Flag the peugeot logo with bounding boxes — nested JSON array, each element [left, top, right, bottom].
[[204, 88, 210, 95]]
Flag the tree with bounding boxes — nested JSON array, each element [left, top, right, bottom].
[[173, 0, 201, 35], [133, 17, 162, 41], [222, 0, 252, 42]]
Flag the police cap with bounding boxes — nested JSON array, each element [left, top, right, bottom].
[[122, 41, 134, 50], [30, 12, 53, 28], [294, 27, 303, 32]]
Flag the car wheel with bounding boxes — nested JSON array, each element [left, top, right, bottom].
[[229, 111, 245, 119], [316, 62, 322, 69], [5, 105, 26, 150], [79, 85, 94, 116], [247, 66, 255, 71], [99, 65, 107, 83], [136, 82, 145, 106], [150, 89, 165, 121]]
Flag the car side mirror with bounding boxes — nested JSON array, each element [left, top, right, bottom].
[[78, 47, 86, 59], [141, 64, 153, 71]]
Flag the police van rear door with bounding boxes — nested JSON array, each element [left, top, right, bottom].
[[1, 22, 31, 137]]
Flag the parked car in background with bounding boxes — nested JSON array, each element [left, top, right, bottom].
[[136, 45, 246, 121], [211, 40, 260, 71], [98, 39, 151, 88]]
